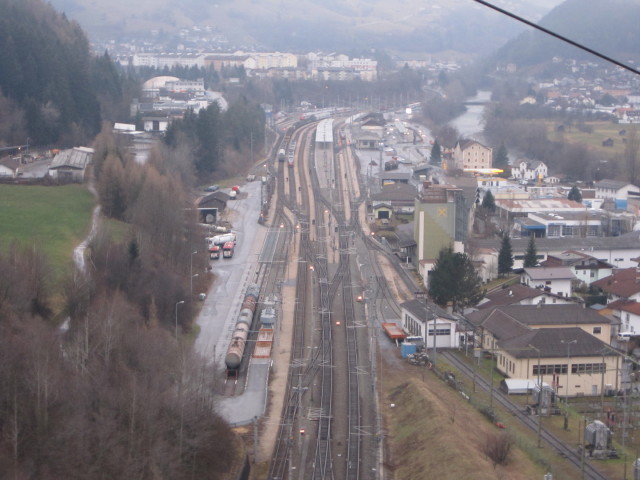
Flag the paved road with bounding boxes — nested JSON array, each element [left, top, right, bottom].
[[193, 180, 272, 425]]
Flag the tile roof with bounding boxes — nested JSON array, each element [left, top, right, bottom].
[[467, 304, 610, 328], [400, 299, 459, 322], [608, 300, 640, 316], [478, 284, 552, 310], [501, 327, 616, 359], [592, 268, 640, 298]]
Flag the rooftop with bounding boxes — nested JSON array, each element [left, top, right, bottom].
[[501, 327, 616, 359], [523, 267, 576, 280], [592, 267, 640, 298], [477, 284, 555, 310], [595, 178, 635, 190], [400, 299, 459, 322], [468, 304, 610, 327], [49, 147, 94, 170]]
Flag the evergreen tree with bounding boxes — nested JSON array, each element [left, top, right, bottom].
[[567, 185, 582, 203], [482, 190, 496, 211], [498, 235, 514, 277], [428, 246, 484, 312], [195, 102, 223, 175], [494, 143, 509, 169], [430, 139, 442, 165], [523, 235, 538, 268]]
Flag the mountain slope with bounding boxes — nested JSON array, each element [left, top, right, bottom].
[[496, 0, 640, 66], [0, 0, 126, 146], [47, 0, 564, 55]]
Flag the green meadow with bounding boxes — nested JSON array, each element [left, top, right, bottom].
[[0, 184, 95, 279]]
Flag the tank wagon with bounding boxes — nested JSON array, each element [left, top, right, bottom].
[[225, 283, 260, 377]]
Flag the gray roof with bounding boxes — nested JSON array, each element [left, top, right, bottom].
[[468, 309, 530, 341], [501, 327, 616, 359], [472, 230, 640, 253], [477, 284, 551, 310], [370, 183, 417, 202], [197, 191, 230, 207], [49, 147, 94, 170], [523, 267, 575, 280], [400, 299, 459, 322], [381, 172, 412, 181], [467, 304, 611, 327], [595, 179, 633, 190]]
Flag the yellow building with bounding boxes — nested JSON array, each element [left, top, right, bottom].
[[467, 304, 619, 397], [498, 328, 620, 398]]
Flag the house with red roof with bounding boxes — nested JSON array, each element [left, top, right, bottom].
[[592, 267, 640, 304]]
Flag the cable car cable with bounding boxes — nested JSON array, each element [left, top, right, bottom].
[[472, 0, 640, 77]]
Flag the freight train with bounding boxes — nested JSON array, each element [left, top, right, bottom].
[[225, 283, 260, 377]]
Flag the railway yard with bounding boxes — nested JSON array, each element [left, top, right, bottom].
[[202, 113, 625, 480]]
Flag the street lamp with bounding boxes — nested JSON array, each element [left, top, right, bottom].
[[190, 251, 197, 298], [561, 339, 577, 405], [175, 300, 185, 340]]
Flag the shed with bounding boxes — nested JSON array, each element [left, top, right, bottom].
[[500, 379, 550, 395], [48, 147, 94, 182], [197, 191, 230, 224]]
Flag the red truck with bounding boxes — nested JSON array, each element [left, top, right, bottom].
[[222, 241, 235, 258]]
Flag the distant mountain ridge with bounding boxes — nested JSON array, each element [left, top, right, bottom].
[[495, 0, 640, 67], [47, 0, 564, 56]]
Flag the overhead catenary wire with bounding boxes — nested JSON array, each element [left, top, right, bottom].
[[472, 0, 640, 77]]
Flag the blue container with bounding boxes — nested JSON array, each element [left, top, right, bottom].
[[401, 343, 418, 358]]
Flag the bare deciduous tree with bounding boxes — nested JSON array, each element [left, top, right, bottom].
[[482, 431, 514, 467]]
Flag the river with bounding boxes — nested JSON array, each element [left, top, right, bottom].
[[448, 90, 491, 141]]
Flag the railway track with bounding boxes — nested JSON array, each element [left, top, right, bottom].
[[442, 351, 610, 480], [268, 117, 372, 480]]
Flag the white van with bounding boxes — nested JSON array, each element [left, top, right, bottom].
[[618, 332, 635, 341]]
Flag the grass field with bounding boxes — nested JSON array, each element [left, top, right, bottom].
[[546, 121, 640, 157], [0, 184, 95, 279]]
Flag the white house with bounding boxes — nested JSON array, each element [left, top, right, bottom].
[[143, 116, 170, 133], [592, 267, 640, 304], [542, 250, 614, 286], [594, 179, 640, 200], [400, 299, 462, 349], [511, 160, 548, 182], [522, 267, 576, 297], [607, 300, 640, 335]]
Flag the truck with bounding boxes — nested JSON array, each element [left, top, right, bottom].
[[277, 149, 286, 162], [222, 241, 235, 258], [209, 245, 220, 260], [209, 233, 236, 246], [384, 157, 399, 171]]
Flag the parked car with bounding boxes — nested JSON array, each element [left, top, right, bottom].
[[205, 184, 220, 192]]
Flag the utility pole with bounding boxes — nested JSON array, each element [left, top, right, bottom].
[[490, 340, 496, 413], [561, 339, 577, 405], [528, 344, 542, 448], [253, 416, 258, 464]]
